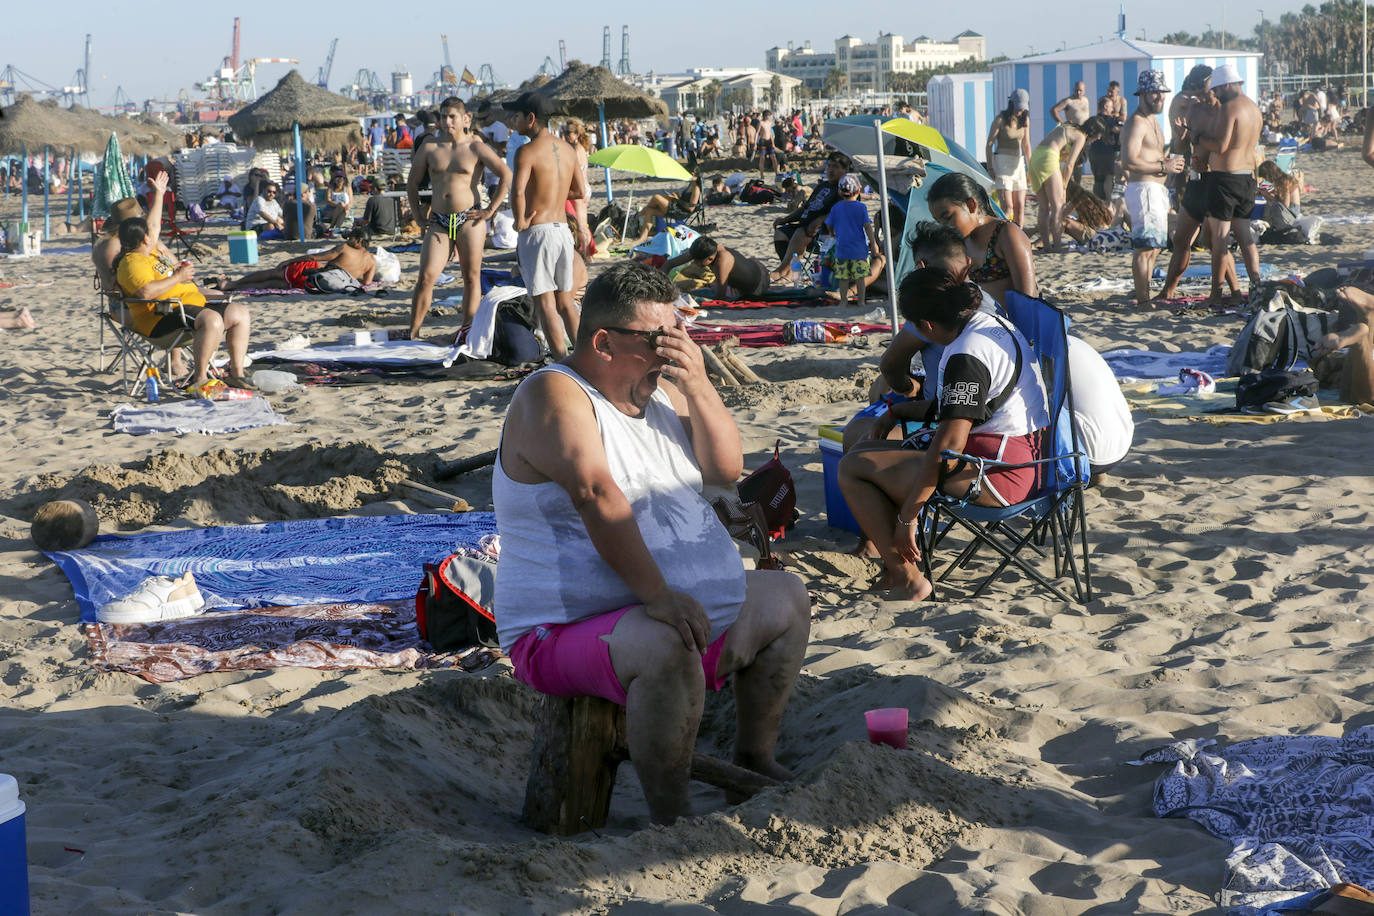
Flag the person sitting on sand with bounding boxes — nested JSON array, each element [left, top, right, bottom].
[[493, 261, 810, 825], [1027, 117, 1105, 252], [115, 217, 253, 390], [222, 228, 376, 291], [0, 307, 36, 330], [660, 236, 771, 299], [837, 267, 1049, 601], [1315, 287, 1374, 406], [245, 183, 286, 240], [322, 172, 353, 230], [622, 174, 703, 249], [703, 174, 736, 206], [1255, 160, 1307, 244], [926, 172, 1037, 305]]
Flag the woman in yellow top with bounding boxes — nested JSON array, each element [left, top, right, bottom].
[[1027, 116, 1106, 252], [115, 217, 253, 389]]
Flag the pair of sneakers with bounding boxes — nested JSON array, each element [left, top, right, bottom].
[[97, 572, 206, 625]]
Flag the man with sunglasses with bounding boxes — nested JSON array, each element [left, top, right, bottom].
[[245, 183, 286, 239], [494, 262, 811, 825]]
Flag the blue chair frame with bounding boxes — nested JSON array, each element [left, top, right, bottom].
[[916, 292, 1093, 604]]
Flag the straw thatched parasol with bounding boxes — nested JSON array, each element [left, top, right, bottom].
[[228, 70, 367, 149], [66, 105, 181, 156], [0, 96, 91, 155], [535, 62, 667, 121]]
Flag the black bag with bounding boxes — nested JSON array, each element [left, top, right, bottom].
[[415, 551, 499, 651], [1235, 368, 1318, 411], [1225, 288, 1338, 375], [590, 202, 625, 232], [490, 293, 542, 366]]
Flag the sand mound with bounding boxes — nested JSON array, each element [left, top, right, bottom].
[[7, 441, 424, 530]]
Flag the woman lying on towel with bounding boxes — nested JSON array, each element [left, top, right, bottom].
[[837, 266, 1049, 601], [623, 174, 703, 249]]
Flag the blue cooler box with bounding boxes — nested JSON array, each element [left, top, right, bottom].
[[819, 426, 861, 534], [0, 774, 29, 916], [227, 230, 259, 265]]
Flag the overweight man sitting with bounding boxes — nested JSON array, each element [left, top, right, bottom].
[[493, 262, 811, 825]]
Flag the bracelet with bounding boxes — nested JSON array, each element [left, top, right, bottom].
[[896, 513, 919, 526]]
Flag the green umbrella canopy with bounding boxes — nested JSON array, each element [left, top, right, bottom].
[[228, 70, 367, 149], [535, 62, 667, 121], [588, 144, 691, 180], [93, 132, 136, 218]]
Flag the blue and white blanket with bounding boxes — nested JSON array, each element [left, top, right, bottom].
[[1142, 728, 1374, 914], [1101, 344, 1231, 381], [47, 512, 497, 622]]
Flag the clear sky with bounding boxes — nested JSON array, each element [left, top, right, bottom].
[[2, 1, 1320, 106]]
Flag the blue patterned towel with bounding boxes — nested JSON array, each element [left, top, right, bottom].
[[1141, 728, 1374, 914], [47, 512, 497, 622], [1101, 344, 1231, 381]]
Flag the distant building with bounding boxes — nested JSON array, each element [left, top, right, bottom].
[[765, 42, 837, 91], [770, 30, 986, 94], [636, 68, 800, 115]]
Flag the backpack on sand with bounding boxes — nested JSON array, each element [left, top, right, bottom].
[[415, 550, 499, 652], [1226, 287, 1338, 376], [304, 265, 363, 294]]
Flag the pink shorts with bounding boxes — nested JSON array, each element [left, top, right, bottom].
[[961, 431, 1042, 505], [508, 606, 729, 707]]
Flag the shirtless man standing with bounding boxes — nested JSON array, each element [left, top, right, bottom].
[[1193, 64, 1262, 306], [1052, 81, 1091, 127], [1120, 71, 1185, 306], [407, 96, 512, 339], [508, 92, 584, 358]]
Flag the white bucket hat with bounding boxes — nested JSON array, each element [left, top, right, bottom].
[[1208, 63, 1242, 89]]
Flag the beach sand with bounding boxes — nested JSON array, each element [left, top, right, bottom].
[[1, 148, 1372, 914]]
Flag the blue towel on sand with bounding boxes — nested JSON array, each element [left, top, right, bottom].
[[1101, 344, 1230, 381], [48, 512, 496, 622]]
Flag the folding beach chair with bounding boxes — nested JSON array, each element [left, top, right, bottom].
[[916, 291, 1093, 603], [96, 276, 194, 397]]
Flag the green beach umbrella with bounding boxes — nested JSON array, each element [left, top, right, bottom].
[[587, 144, 691, 181], [94, 132, 135, 219]]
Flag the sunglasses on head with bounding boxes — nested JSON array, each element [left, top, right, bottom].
[[603, 326, 667, 347]]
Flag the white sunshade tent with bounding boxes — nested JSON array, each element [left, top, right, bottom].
[[992, 37, 1263, 144]]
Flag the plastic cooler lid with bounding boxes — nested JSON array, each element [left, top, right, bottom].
[[0, 774, 23, 824], [818, 425, 842, 444]]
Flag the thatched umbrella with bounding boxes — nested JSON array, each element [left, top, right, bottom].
[[228, 69, 366, 150], [66, 105, 181, 156], [535, 62, 666, 121], [0, 96, 91, 155]]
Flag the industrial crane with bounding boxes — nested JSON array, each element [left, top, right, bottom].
[[539, 56, 560, 77], [439, 34, 456, 87], [315, 38, 338, 89], [195, 19, 298, 101]]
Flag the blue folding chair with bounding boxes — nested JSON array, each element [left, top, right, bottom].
[[916, 291, 1093, 603]]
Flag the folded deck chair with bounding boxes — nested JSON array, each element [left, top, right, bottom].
[[917, 291, 1093, 604]]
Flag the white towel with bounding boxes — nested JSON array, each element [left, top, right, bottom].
[[111, 398, 290, 436], [458, 285, 528, 360]]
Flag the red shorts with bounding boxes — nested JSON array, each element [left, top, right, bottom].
[[960, 431, 1042, 505], [508, 606, 729, 707], [284, 260, 321, 289]]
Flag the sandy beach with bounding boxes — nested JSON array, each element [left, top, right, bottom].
[[2, 146, 1373, 915]]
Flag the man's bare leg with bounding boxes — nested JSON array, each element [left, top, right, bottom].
[[1157, 213, 1200, 300], [770, 228, 811, 282], [1232, 219, 1262, 300], [533, 290, 566, 358], [409, 227, 455, 339], [222, 264, 290, 291], [715, 569, 810, 780], [1131, 247, 1159, 307], [554, 289, 579, 351], [1206, 216, 1232, 306], [456, 220, 487, 325], [606, 608, 707, 824]]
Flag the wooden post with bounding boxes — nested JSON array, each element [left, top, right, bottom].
[[700, 346, 739, 386]]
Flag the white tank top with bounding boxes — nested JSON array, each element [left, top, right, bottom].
[[492, 365, 747, 650]]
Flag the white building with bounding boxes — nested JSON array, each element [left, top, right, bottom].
[[835, 31, 986, 93], [640, 68, 800, 115], [766, 42, 837, 90]]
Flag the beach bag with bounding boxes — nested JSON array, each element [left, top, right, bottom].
[[1225, 289, 1338, 375], [373, 246, 401, 284], [591, 202, 625, 233], [735, 441, 796, 541], [740, 181, 778, 204], [304, 266, 362, 294], [415, 550, 499, 652], [491, 294, 541, 365], [1235, 368, 1318, 411]]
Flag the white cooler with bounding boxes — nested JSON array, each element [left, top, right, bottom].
[[0, 774, 29, 916]]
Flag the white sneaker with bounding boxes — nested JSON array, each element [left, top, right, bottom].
[[98, 572, 205, 624]]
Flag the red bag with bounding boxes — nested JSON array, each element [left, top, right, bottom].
[[415, 551, 499, 651], [736, 440, 796, 541]]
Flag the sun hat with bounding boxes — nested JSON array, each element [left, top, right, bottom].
[[1208, 63, 1242, 89], [1011, 88, 1030, 111], [1135, 70, 1171, 95]]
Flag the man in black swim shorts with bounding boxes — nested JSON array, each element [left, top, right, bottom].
[[1192, 63, 1263, 305]]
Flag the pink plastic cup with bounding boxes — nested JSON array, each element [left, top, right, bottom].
[[865, 707, 909, 749]]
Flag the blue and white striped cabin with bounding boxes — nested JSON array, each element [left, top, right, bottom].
[[927, 73, 998, 160]]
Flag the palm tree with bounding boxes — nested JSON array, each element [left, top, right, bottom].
[[768, 74, 782, 109], [824, 67, 846, 98], [702, 79, 722, 113]]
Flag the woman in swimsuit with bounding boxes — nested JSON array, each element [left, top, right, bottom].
[[926, 172, 1036, 305], [1027, 117, 1105, 252]]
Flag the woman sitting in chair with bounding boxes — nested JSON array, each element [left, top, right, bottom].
[[323, 171, 353, 230], [837, 267, 1049, 601], [623, 173, 703, 248]]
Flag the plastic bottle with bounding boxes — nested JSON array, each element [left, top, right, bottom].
[[789, 254, 803, 287], [145, 368, 160, 404]]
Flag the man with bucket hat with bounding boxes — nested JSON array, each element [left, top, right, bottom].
[[1121, 70, 1185, 306], [1192, 63, 1262, 305]]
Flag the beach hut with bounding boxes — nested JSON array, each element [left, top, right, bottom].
[[927, 73, 998, 161], [992, 37, 1262, 143], [228, 70, 367, 150]]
